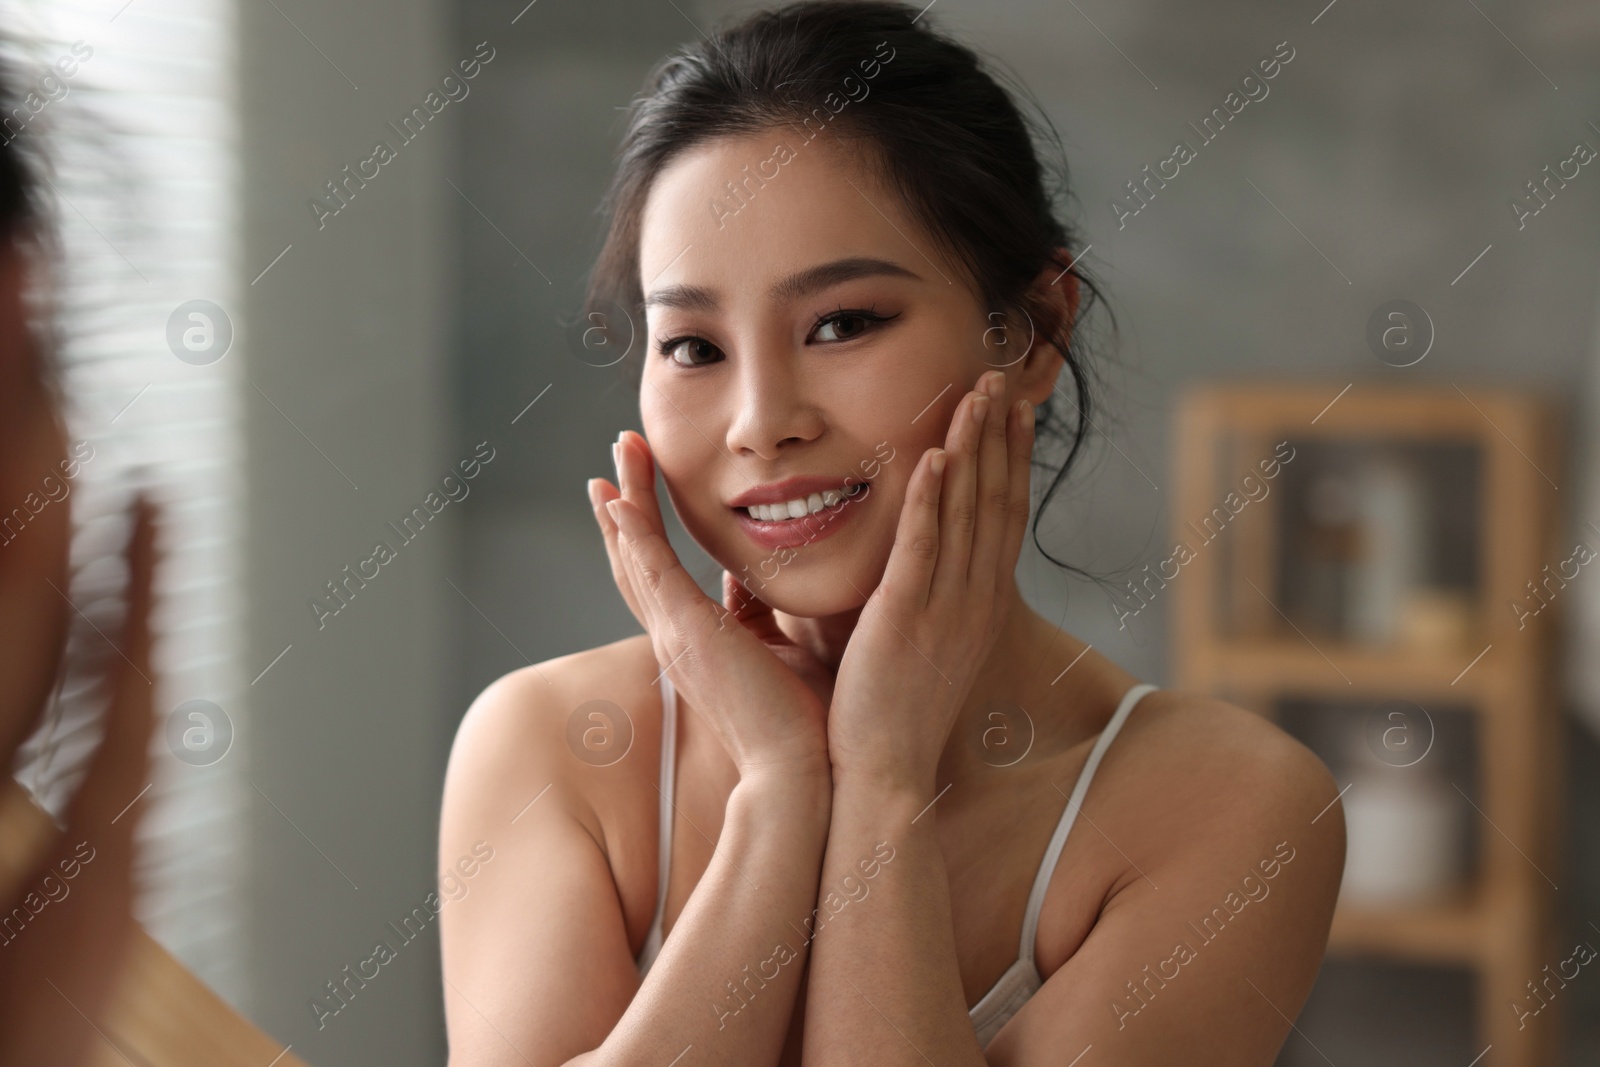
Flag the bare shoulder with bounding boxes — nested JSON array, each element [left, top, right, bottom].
[[1114, 688, 1341, 817], [1093, 687, 1347, 891], [437, 637, 671, 1061], [441, 634, 663, 850], [1000, 688, 1347, 1063]]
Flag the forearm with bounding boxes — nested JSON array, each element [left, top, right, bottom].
[[596, 770, 831, 1067], [800, 774, 985, 1066]]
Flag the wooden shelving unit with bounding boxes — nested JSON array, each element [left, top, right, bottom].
[[1170, 384, 1565, 1067]]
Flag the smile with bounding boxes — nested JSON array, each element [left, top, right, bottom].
[[739, 482, 865, 522], [731, 480, 871, 551]]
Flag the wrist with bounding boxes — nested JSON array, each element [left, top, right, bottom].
[[733, 759, 833, 823], [738, 747, 834, 786], [829, 764, 935, 817]]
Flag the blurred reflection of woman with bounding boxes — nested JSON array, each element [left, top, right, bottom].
[[0, 50, 157, 1067], [440, 4, 1345, 1065]]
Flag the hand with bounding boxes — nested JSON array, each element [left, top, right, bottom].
[[0, 498, 157, 1066], [826, 370, 1034, 791], [587, 431, 833, 781]]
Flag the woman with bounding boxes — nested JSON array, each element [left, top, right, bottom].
[[0, 48, 157, 1067], [439, 3, 1344, 1064]]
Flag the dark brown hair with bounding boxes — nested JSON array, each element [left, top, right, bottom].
[[0, 48, 47, 247], [0, 46, 59, 399], [583, 0, 1115, 574]]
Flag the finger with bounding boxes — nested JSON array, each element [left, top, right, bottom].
[[604, 435, 668, 633], [611, 432, 675, 636], [603, 490, 672, 645], [606, 497, 727, 661], [879, 447, 946, 614], [721, 571, 785, 642], [931, 386, 985, 596], [67, 496, 155, 838], [49, 497, 156, 992], [722, 571, 767, 616], [591, 478, 652, 631], [968, 370, 1011, 592], [997, 398, 1036, 585], [615, 430, 667, 537], [588, 477, 650, 630]]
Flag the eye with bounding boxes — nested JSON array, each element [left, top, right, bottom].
[[657, 335, 724, 367], [811, 306, 897, 344]]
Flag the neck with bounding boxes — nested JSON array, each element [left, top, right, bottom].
[[773, 581, 1082, 794]]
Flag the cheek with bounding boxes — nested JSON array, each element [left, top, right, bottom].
[[640, 385, 713, 486], [897, 391, 967, 465], [641, 388, 728, 535]]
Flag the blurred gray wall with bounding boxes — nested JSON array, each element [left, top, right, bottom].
[[241, 1, 455, 1064]]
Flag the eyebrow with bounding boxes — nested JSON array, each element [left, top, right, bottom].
[[641, 256, 921, 312]]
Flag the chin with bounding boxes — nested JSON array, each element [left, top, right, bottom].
[[693, 524, 896, 620], [737, 565, 879, 619]]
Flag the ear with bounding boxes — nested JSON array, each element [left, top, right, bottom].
[[1007, 247, 1081, 411]]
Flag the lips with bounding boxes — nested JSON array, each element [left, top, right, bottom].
[[727, 474, 871, 509], [729, 474, 872, 551], [741, 482, 865, 521]]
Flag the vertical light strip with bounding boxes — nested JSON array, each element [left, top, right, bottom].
[[3, 0, 245, 1007]]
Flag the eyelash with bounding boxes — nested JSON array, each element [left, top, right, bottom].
[[653, 305, 900, 366]]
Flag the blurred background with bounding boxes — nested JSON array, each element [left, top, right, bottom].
[[5, 0, 1600, 1064]]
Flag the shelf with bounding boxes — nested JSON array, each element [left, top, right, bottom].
[[1187, 637, 1500, 701], [1326, 886, 1484, 966], [1173, 385, 1563, 1067]]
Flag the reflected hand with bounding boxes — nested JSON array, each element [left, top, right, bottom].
[[0, 499, 157, 1067]]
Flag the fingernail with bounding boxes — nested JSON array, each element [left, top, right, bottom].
[[985, 371, 1003, 397], [971, 393, 990, 425], [930, 449, 947, 477], [605, 499, 623, 524], [1020, 399, 1034, 429], [612, 441, 621, 473]]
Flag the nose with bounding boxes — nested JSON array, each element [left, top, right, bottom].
[[723, 344, 824, 461]]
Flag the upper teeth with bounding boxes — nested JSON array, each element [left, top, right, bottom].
[[747, 482, 863, 521]]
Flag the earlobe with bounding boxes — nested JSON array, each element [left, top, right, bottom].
[[1042, 252, 1083, 331], [1017, 342, 1066, 411], [1009, 260, 1076, 408]]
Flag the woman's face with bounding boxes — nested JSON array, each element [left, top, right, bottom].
[[0, 239, 73, 755], [636, 131, 1055, 618]]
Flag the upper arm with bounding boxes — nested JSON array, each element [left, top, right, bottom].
[[989, 699, 1346, 1067], [438, 664, 643, 1067]]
